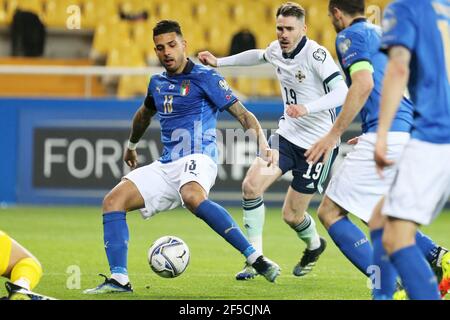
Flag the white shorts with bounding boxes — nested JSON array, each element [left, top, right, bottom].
[[124, 153, 218, 219], [326, 132, 410, 222], [383, 139, 450, 225]]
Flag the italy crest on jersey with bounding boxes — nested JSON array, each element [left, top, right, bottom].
[[180, 80, 190, 96]]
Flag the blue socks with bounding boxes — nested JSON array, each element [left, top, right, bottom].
[[415, 231, 439, 263], [103, 211, 129, 275], [195, 200, 257, 260], [328, 217, 373, 276], [370, 229, 397, 299], [390, 245, 440, 300]]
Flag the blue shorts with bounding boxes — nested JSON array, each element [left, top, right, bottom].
[[269, 134, 339, 194]]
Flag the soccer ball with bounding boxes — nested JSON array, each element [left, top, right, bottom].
[[148, 236, 190, 278]]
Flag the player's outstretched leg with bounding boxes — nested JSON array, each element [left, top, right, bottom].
[[181, 182, 281, 283], [236, 197, 265, 281], [282, 188, 326, 277], [84, 180, 144, 294], [236, 158, 282, 281], [318, 196, 373, 276]]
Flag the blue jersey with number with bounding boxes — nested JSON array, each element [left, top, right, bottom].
[[147, 59, 237, 163], [381, 0, 450, 144], [336, 18, 414, 134]]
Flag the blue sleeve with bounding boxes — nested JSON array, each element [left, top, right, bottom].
[[147, 75, 154, 97], [336, 31, 371, 70], [201, 71, 238, 112], [144, 76, 156, 110], [380, 2, 416, 52]]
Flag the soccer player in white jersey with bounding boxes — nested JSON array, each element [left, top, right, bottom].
[[198, 2, 348, 279]]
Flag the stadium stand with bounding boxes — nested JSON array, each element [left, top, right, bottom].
[[0, 0, 394, 98]]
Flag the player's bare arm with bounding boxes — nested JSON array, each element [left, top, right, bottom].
[[375, 46, 411, 176], [305, 69, 374, 164], [227, 101, 278, 167], [125, 102, 157, 169]]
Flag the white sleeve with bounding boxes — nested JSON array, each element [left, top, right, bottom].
[[303, 45, 347, 113], [310, 46, 342, 82], [217, 49, 267, 67], [304, 78, 348, 113]]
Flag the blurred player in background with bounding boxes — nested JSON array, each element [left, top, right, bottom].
[[305, 0, 449, 299], [373, 0, 450, 299], [83, 20, 280, 295], [198, 2, 348, 280], [0, 230, 50, 300]]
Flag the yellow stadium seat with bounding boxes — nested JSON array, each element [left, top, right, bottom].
[[4, 0, 18, 24], [44, 0, 81, 28], [132, 20, 154, 54], [80, 0, 119, 28], [117, 75, 149, 98], [195, 0, 230, 27], [91, 17, 131, 57], [206, 25, 235, 56], [153, 0, 192, 24], [256, 78, 277, 97], [106, 40, 146, 67], [17, 0, 43, 17], [0, 0, 7, 25], [235, 77, 254, 96]]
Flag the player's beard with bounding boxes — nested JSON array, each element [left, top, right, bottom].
[[163, 57, 180, 73], [282, 36, 302, 55], [331, 17, 343, 33]]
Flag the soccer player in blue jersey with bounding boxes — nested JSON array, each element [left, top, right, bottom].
[[304, 0, 449, 298], [373, 0, 450, 300], [83, 20, 281, 294]]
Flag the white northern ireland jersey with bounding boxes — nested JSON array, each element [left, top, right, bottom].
[[264, 38, 342, 149]]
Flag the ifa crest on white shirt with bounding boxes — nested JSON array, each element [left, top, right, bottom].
[[296, 69, 306, 83]]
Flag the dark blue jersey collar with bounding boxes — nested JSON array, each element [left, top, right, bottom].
[[166, 58, 195, 77], [182, 58, 195, 74], [350, 17, 367, 26], [282, 36, 307, 59]]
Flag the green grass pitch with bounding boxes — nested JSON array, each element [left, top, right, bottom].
[[1, 206, 449, 300]]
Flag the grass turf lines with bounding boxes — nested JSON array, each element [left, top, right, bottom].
[[1, 206, 449, 300]]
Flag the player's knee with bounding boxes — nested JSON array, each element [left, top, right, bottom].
[[317, 200, 340, 229], [317, 202, 331, 227], [182, 193, 205, 213], [242, 177, 261, 199], [102, 192, 125, 212], [382, 231, 396, 255], [180, 184, 207, 213], [282, 207, 300, 227]]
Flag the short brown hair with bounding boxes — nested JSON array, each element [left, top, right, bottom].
[[276, 2, 306, 21], [328, 0, 365, 16]]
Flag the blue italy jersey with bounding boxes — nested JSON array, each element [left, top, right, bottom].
[[381, 0, 450, 144], [146, 59, 237, 163], [336, 18, 413, 134]]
